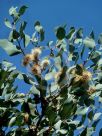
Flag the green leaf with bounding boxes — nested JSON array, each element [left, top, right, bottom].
[[81, 45, 85, 58], [60, 101, 75, 119], [35, 24, 43, 33], [24, 34, 30, 47], [55, 27, 66, 40], [54, 56, 61, 70], [98, 59, 102, 66], [56, 129, 67, 134], [4, 19, 12, 28], [8, 31, 13, 42], [90, 51, 101, 63], [17, 73, 34, 84], [54, 120, 62, 130], [45, 106, 57, 125], [90, 30, 95, 39], [47, 41, 53, 46], [13, 30, 20, 39], [76, 107, 89, 115], [30, 85, 40, 95], [74, 38, 82, 44], [98, 34, 102, 44], [37, 127, 49, 135], [99, 128, 102, 136], [34, 21, 44, 41], [95, 84, 102, 90], [2, 60, 16, 71], [83, 37, 95, 49], [69, 44, 75, 53], [9, 116, 16, 127], [28, 102, 35, 116], [0, 39, 21, 56], [9, 6, 18, 16], [93, 112, 102, 121], [19, 5, 28, 16], [80, 127, 87, 136], [97, 73, 102, 83], [68, 120, 80, 126], [19, 21, 27, 34], [2, 60, 13, 68], [87, 127, 94, 136], [34, 21, 40, 27], [45, 71, 55, 80], [66, 27, 75, 40], [40, 29, 45, 41], [76, 28, 83, 38], [76, 64, 83, 75], [88, 110, 94, 121]]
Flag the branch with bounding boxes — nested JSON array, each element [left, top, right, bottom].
[[33, 77, 45, 135]]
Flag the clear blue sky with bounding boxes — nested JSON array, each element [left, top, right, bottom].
[[0, 0, 102, 135]]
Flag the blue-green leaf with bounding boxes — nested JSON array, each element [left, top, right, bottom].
[[83, 37, 95, 49], [0, 39, 21, 56]]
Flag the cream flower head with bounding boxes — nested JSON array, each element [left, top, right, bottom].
[[41, 58, 50, 69], [23, 54, 34, 66], [31, 48, 41, 57], [31, 64, 41, 75], [81, 71, 92, 82]]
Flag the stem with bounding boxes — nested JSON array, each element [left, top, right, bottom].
[[34, 77, 45, 135]]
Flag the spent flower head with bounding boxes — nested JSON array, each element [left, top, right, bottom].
[[31, 64, 41, 75], [23, 54, 34, 66]]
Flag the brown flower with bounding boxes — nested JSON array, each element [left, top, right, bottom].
[[31, 64, 41, 75], [81, 71, 92, 82], [31, 48, 41, 59], [23, 54, 34, 66]]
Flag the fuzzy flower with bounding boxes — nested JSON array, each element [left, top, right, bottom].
[[31, 48, 41, 59], [81, 71, 92, 82], [23, 54, 34, 66], [31, 64, 41, 75], [87, 86, 96, 95], [41, 59, 50, 69]]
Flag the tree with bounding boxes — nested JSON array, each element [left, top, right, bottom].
[[0, 5, 102, 136]]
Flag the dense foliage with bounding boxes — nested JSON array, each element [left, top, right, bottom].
[[0, 6, 102, 136]]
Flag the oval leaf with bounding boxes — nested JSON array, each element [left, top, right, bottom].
[[0, 39, 21, 56]]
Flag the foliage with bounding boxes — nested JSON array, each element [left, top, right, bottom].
[[0, 6, 102, 136]]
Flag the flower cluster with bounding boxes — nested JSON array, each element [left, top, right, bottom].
[[70, 65, 92, 85], [23, 48, 50, 75]]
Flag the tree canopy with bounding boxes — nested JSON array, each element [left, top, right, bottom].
[[0, 6, 102, 136]]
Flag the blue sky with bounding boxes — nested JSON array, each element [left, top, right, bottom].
[[0, 0, 102, 135]]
